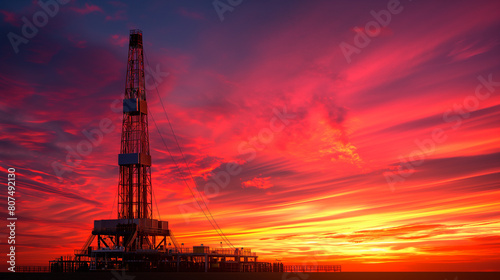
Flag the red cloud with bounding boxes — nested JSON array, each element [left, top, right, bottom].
[[0, 9, 18, 26], [105, 10, 126, 21], [69, 3, 103, 15], [109, 34, 128, 47], [242, 177, 273, 189]]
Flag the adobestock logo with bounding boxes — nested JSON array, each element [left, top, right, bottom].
[[7, 0, 70, 54], [384, 74, 500, 191], [213, 0, 243, 22]]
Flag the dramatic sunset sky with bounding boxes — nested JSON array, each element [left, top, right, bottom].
[[1, 0, 500, 272]]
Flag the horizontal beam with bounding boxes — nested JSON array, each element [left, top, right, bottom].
[[118, 153, 151, 166]]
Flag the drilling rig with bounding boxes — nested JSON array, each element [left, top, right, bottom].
[[49, 30, 269, 272], [89, 28, 174, 261]]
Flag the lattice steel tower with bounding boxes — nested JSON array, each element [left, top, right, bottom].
[[117, 29, 152, 220], [52, 30, 265, 272]]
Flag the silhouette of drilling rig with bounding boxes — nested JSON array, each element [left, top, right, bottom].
[[49, 30, 272, 273], [48, 29, 341, 274]]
